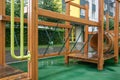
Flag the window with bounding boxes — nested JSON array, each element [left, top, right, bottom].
[[80, 9, 85, 18], [92, 0, 95, 4], [92, 4, 96, 12], [92, 11, 95, 19], [80, 0, 86, 5]]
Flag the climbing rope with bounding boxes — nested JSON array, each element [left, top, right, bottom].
[[43, 23, 58, 55], [70, 25, 84, 52], [58, 26, 73, 55], [79, 27, 95, 52]]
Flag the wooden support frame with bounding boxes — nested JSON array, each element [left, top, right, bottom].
[[84, 4, 89, 58], [38, 8, 99, 27], [114, 0, 119, 63], [65, 0, 120, 71], [24, 6, 99, 26], [0, 15, 72, 28], [0, 0, 120, 80], [28, 0, 38, 79], [0, 0, 5, 65], [65, 2, 71, 64], [98, 0, 104, 70]]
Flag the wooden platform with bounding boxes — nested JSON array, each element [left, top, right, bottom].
[[68, 53, 115, 64], [0, 65, 28, 80]]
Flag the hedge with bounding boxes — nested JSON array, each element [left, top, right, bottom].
[[6, 28, 64, 47]]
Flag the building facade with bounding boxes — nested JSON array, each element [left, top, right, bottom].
[[61, 0, 115, 42]]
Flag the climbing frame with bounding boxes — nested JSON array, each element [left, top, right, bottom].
[[0, 0, 119, 80], [66, 0, 119, 70]]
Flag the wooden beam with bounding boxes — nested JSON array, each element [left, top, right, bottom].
[[0, 15, 72, 28], [65, 2, 71, 64], [0, 0, 5, 65], [84, 4, 89, 58], [38, 21, 72, 28], [0, 15, 27, 23], [38, 52, 65, 58], [98, 0, 104, 70], [38, 8, 99, 27], [0, 73, 28, 80], [69, 2, 86, 9], [114, 0, 119, 63], [28, 0, 38, 80]]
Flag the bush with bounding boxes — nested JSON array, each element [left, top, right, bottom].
[[6, 28, 64, 47]]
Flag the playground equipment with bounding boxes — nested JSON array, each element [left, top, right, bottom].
[[0, 0, 119, 80], [11, 0, 30, 60]]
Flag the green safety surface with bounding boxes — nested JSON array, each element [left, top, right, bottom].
[[10, 56, 120, 80]]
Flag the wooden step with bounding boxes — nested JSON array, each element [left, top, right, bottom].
[[0, 65, 28, 79]]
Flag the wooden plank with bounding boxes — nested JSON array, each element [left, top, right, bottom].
[[68, 53, 97, 64], [98, 0, 104, 70], [0, 73, 28, 80], [38, 8, 99, 27], [38, 21, 72, 28], [88, 32, 97, 34], [28, 0, 38, 80], [69, 2, 86, 9], [114, 0, 119, 63], [38, 52, 65, 58], [0, 65, 23, 78], [0, 15, 71, 28], [0, 0, 5, 65]]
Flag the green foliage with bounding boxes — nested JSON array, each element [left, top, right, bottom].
[[5, 0, 64, 47], [38, 0, 63, 23], [6, 0, 21, 17], [104, 19, 114, 30], [38, 29, 64, 45], [38, 0, 61, 12], [6, 28, 64, 47]]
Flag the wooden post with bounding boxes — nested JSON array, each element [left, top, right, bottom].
[[28, 0, 38, 79], [65, 1, 70, 64], [0, 0, 5, 65], [114, 0, 119, 63], [106, 13, 109, 31], [84, 4, 89, 58], [98, 0, 104, 70]]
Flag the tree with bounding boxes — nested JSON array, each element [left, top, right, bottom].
[[38, 0, 62, 23], [6, 0, 21, 17]]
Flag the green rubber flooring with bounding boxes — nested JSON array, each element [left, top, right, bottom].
[[10, 56, 120, 80]]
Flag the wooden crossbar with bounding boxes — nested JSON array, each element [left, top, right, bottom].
[[69, 2, 86, 9], [0, 15, 72, 28], [38, 8, 99, 27], [24, 7, 99, 27]]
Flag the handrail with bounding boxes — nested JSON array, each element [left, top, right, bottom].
[[11, 0, 30, 60]]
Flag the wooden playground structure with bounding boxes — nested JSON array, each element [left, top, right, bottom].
[[0, 0, 120, 80]]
